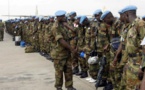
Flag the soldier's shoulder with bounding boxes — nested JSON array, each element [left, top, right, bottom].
[[137, 19, 145, 27]]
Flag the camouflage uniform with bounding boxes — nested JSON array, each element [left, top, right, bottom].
[[68, 20, 79, 72], [118, 23, 130, 90], [0, 22, 4, 41], [77, 26, 88, 74], [108, 19, 122, 89], [97, 22, 110, 80], [51, 21, 73, 88], [124, 18, 145, 90], [38, 22, 45, 53], [48, 22, 55, 53]]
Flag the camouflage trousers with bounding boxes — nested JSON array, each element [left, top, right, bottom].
[[124, 56, 141, 90], [0, 30, 4, 41], [88, 63, 98, 79], [53, 57, 73, 88], [118, 50, 128, 90], [78, 57, 88, 72], [70, 39, 78, 68], [30, 36, 39, 51]]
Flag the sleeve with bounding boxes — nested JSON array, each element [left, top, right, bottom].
[[141, 53, 145, 71], [138, 20, 145, 40], [52, 25, 63, 41]]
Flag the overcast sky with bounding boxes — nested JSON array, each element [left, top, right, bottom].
[[0, 0, 145, 20]]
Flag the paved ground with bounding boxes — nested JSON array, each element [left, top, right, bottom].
[[0, 32, 103, 90]]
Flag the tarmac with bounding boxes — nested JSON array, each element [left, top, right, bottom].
[[0, 32, 103, 90]]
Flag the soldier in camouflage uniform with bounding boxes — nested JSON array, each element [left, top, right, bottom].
[[95, 11, 111, 87], [100, 10, 123, 89], [140, 39, 145, 90], [44, 17, 50, 56], [51, 10, 76, 90], [38, 17, 46, 55], [68, 11, 79, 74], [86, 9, 102, 82], [0, 19, 4, 41], [120, 5, 145, 90]]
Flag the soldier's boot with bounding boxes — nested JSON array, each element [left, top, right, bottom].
[[67, 87, 76, 90], [103, 82, 113, 90], [80, 71, 88, 78], [75, 71, 83, 76], [97, 78, 107, 87], [73, 66, 79, 74], [56, 87, 63, 90]]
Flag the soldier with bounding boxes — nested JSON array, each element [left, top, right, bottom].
[[0, 19, 4, 41], [85, 9, 102, 83], [51, 10, 77, 90], [100, 10, 123, 89], [47, 16, 55, 60], [68, 11, 79, 74], [140, 37, 145, 90], [38, 17, 46, 55], [120, 5, 145, 90], [113, 9, 129, 90]]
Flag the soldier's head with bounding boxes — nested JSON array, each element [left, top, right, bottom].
[[55, 10, 66, 23], [93, 9, 102, 21], [118, 10, 124, 22], [75, 16, 81, 24], [122, 5, 137, 23], [80, 16, 90, 26], [69, 11, 77, 21], [101, 11, 114, 25], [49, 16, 54, 22], [35, 16, 39, 22], [142, 16, 145, 21]]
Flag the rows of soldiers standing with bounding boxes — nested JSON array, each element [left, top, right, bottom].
[[5, 5, 145, 90]]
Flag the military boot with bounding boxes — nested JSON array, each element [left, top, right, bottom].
[[67, 87, 76, 90], [75, 71, 83, 76], [56, 87, 63, 90], [73, 66, 79, 74], [103, 82, 113, 90], [97, 78, 107, 87], [80, 71, 88, 78]]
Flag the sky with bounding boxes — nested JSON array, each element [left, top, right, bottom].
[[0, 0, 145, 20]]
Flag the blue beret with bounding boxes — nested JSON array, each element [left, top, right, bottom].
[[122, 5, 137, 13], [93, 9, 102, 15], [142, 15, 145, 19], [55, 10, 66, 16], [80, 16, 87, 24], [35, 16, 39, 19], [100, 10, 111, 20], [69, 11, 76, 16]]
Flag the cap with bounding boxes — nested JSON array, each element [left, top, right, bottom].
[[69, 11, 76, 16], [80, 16, 87, 24], [122, 5, 137, 13], [93, 9, 102, 15], [100, 10, 111, 20], [55, 10, 66, 16]]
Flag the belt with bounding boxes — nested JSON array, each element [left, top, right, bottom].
[[128, 53, 142, 57]]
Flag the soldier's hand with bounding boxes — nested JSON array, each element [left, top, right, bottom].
[[113, 57, 118, 66], [103, 44, 109, 52], [71, 48, 78, 57]]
